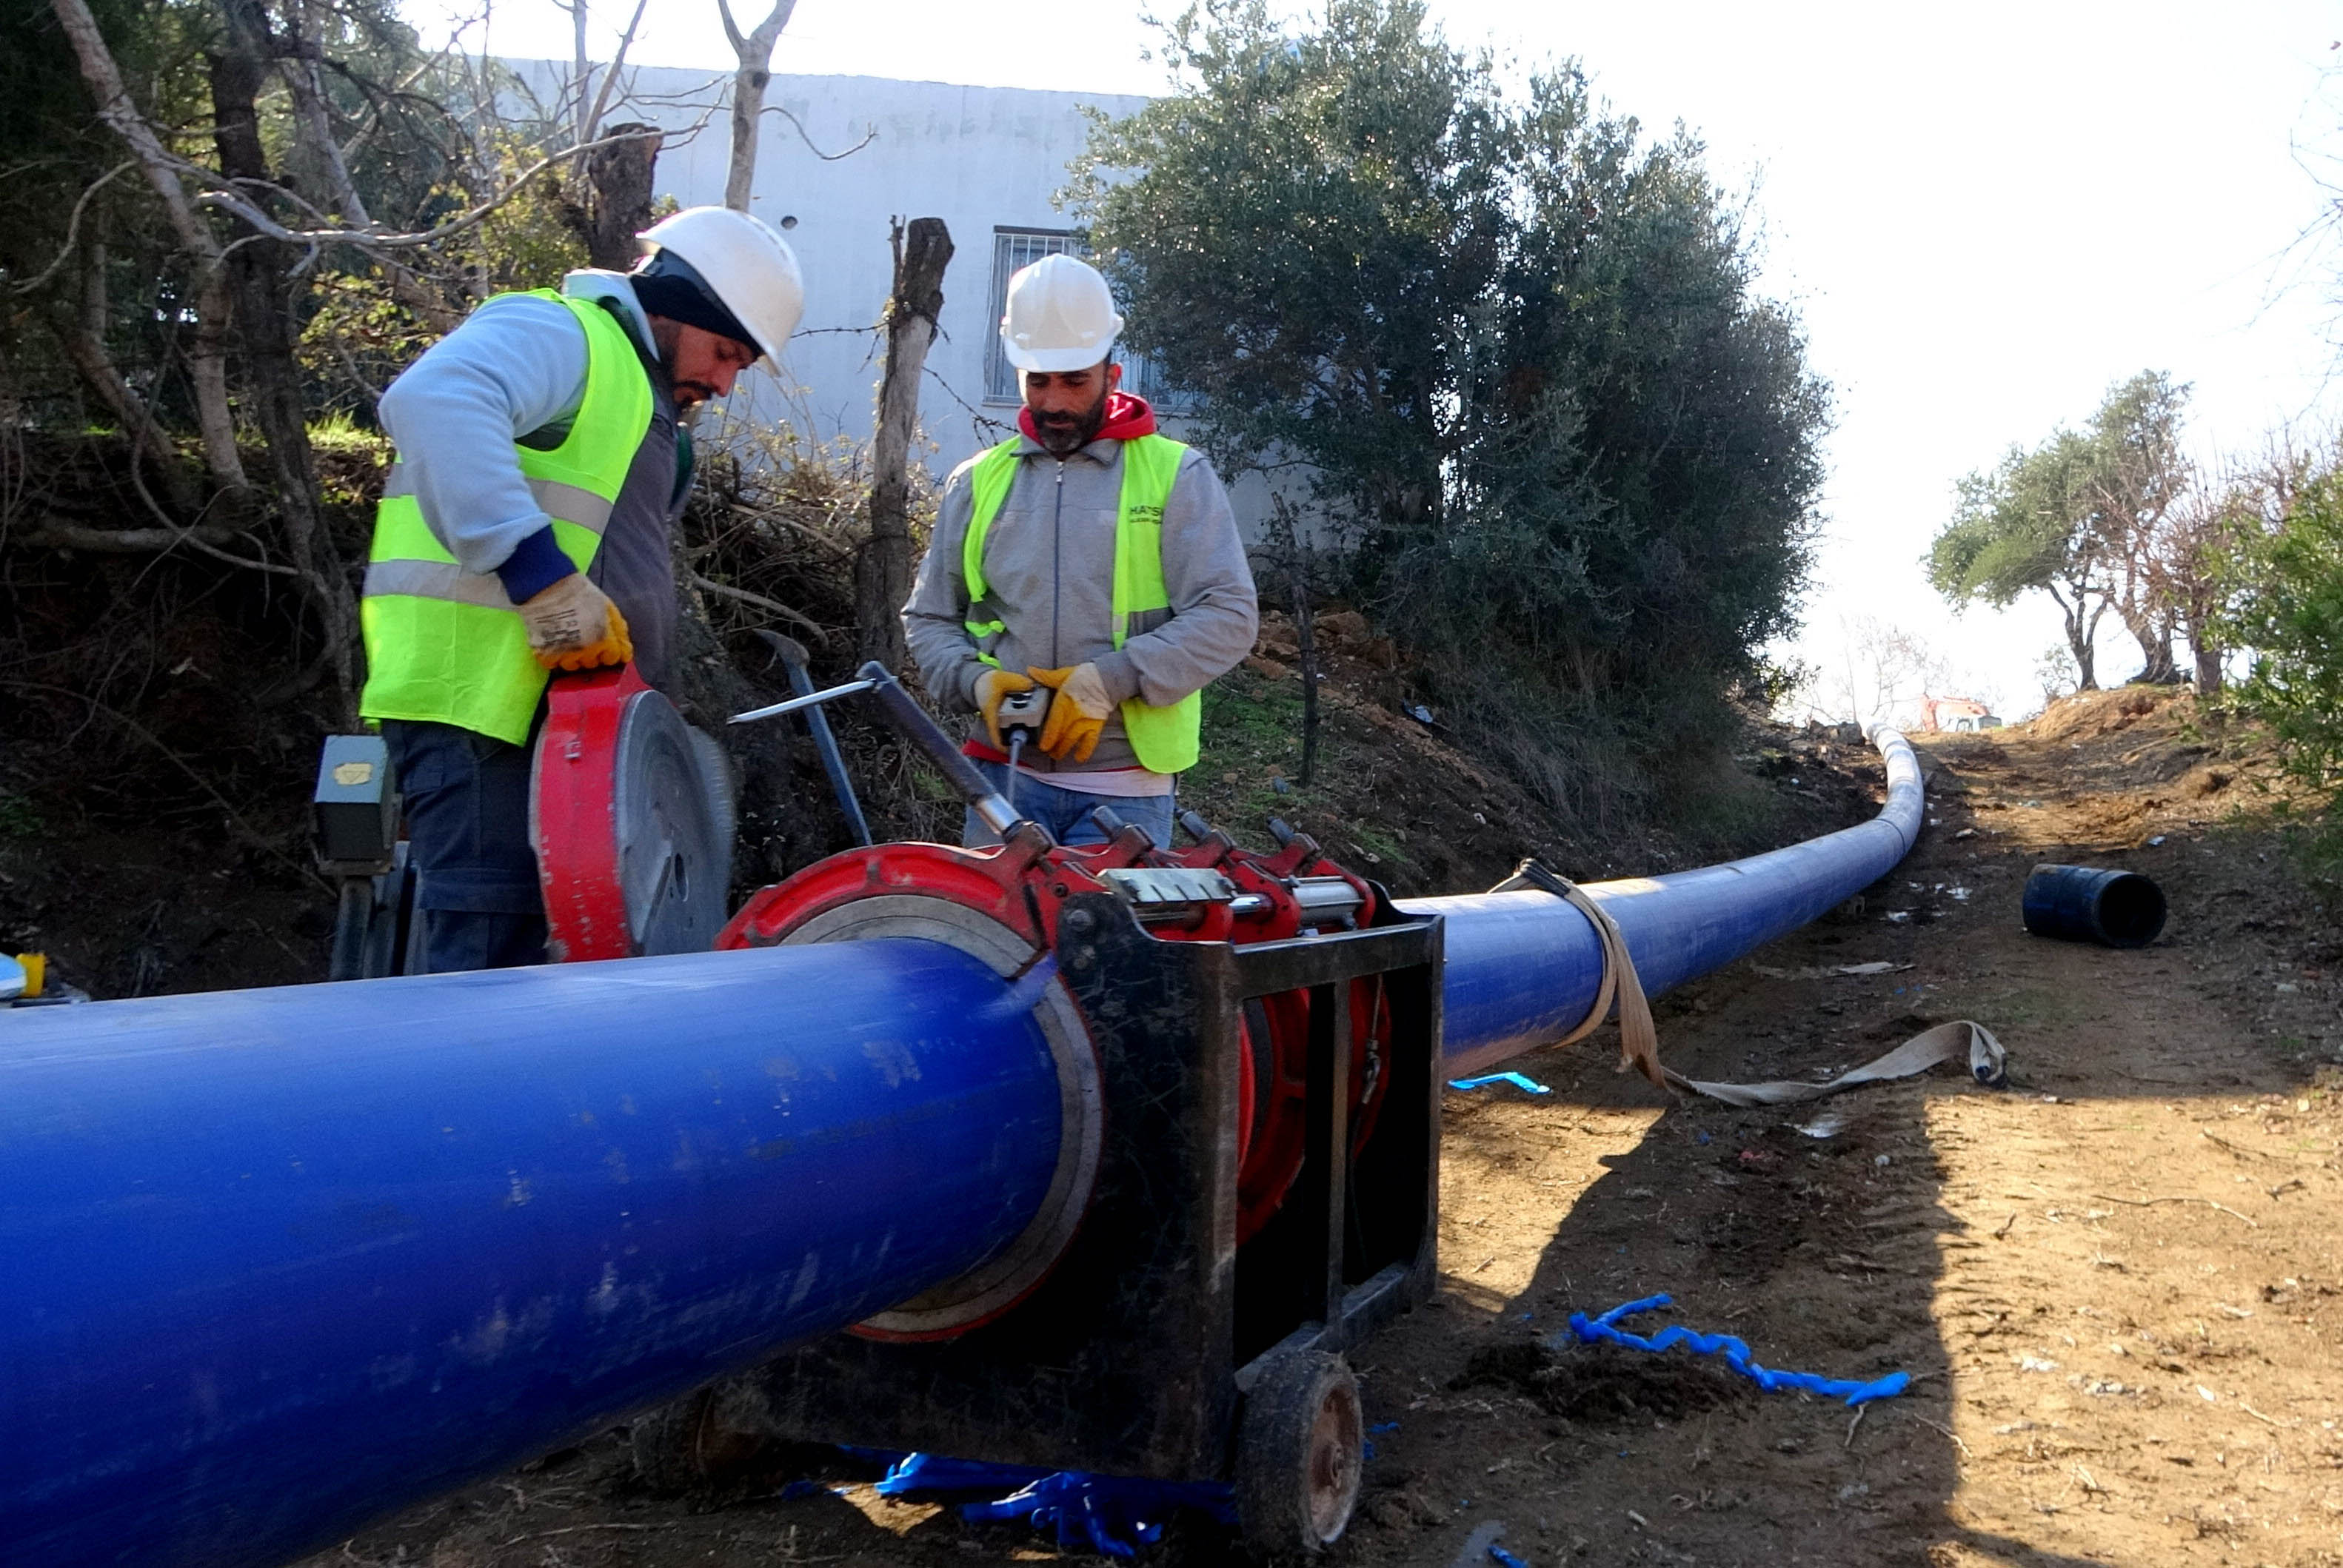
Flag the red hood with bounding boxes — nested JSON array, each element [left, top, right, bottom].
[[1018, 391, 1157, 446]]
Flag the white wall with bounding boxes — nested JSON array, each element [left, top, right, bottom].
[[524, 63, 1146, 478]]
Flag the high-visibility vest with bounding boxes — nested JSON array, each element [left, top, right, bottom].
[[358, 291, 653, 745], [961, 432, 1200, 774]]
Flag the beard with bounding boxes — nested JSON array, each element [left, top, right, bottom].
[[1032, 383, 1112, 455]]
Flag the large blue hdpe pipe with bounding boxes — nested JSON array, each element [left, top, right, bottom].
[[0, 728, 1920, 1568], [1403, 726, 1923, 1076], [0, 940, 1063, 1568]]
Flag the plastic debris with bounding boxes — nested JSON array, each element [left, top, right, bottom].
[[873, 1451, 1234, 1559], [1750, 960, 1912, 979], [1489, 1547, 1531, 1568], [1794, 1109, 1845, 1139], [1560, 1295, 1908, 1407], [1448, 1071, 1551, 1096]]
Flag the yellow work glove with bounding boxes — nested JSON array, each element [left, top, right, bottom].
[[519, 572, 633, 671], [974, 666, 1043, 751], [1027, 663, 1113, 764]]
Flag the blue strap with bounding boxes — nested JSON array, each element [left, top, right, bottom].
[[1447, 1071, 1551, 1095], [1562, 1294, 1909, 1407], [874, 1451, 1236, 1559]]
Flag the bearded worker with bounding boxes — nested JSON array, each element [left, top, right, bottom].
[[360, 206, 803, 972], [904, 253, 1259, 846]]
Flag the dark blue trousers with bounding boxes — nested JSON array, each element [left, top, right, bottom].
[[380, 717, 547, 974], [960, 760, 1176, 848]]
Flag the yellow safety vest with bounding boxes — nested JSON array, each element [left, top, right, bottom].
[[962, 433, 1200, 774], [358, 291, 653, 745]]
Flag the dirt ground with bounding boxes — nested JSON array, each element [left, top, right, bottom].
[[297, 686, 2343, 1568]]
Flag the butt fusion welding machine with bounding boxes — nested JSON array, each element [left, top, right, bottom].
[[314, 661, 1442, 1558]]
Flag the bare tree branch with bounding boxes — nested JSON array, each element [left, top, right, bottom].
[[575, 0, 652, 172], [858, 216, 951, 668], [4, 161, 134, 296], [190, 124, 674, 252], [717, 0, 800, 210], [762, 102, 876, 162], [19, 522, 247, 553], [688, 572, 828, 642], [49, 0, 247, 489]]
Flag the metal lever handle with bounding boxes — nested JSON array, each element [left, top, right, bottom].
[[728, 679, 878, 726], [852, 663, 1033, 840]]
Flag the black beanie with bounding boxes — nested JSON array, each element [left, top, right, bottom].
[[629, 252, 760, 354]]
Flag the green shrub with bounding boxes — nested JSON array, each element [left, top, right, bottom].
[[2219, 467, 2343, 842]]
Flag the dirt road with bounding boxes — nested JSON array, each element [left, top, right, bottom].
[[315, 690, 2343, 1567]]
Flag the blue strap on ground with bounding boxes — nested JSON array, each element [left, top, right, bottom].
[[1561, 1294, 1908, 1407], [1447, 1071, 1551, 1094], [872, 1451, 1048, 1496], [873, 1451, 1235, 1559]]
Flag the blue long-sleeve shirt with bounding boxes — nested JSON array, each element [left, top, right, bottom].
[[375, 272, 659, 603]]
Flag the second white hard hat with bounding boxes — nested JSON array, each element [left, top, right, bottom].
[[999, 253, 1123, 373], [636, 206, 804, 369]]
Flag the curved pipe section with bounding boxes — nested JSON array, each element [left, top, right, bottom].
[[1404, 726, 1923, 1077], [0, 941, 1063, 1568]]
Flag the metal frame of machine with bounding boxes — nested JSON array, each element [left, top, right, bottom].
[[713, 877, 1442, 1554]]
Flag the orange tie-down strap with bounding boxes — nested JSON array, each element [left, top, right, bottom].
[[1489, 860, 2008, 1108]]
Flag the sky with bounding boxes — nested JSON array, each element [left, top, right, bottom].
[[404, 0, 2343, 722]]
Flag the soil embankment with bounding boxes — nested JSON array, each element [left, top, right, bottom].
[[304, 688, 2343, 1567]]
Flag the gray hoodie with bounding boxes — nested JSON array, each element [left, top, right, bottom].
[[903, 423, 1259, 775]]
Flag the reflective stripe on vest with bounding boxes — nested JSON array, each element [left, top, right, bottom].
[[358, 291, 653, 746], [960, 432, 1201, 774], [380, 466, 618, 536]]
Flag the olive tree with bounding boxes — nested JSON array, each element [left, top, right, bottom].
[[1073, 0, 1828, 803]]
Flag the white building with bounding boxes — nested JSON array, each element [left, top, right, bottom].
[[532, 64, 1238, 495]]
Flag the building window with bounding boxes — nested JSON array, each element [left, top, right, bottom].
[[983, 227, 1196, 413]]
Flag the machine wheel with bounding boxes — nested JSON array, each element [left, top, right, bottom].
[[1234, 1350, 1364, 1561]]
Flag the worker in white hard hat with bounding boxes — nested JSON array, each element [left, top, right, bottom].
[[359, 205, 803, 971], [905, 252, 1259, 847]]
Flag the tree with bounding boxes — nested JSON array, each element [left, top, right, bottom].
[[2214, 460, 2343, 835], [1931, 371, 2197, 691], [1806, 615, 1948, 730], [715, 0, 798, 212], [856, 217, 952, 669], [1073, 0, 1828, 783], [8, 0, 676, 715], [2086, 371, 2191, 685], [1928, 430, 2113, 690]]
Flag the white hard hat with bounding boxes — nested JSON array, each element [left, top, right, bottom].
[[999, 252, 1123, 374], [635, 206, 804, 369]]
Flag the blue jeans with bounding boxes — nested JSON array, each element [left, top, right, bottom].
[[381, 718, 547, 974], [962, 761, 1176, 849]]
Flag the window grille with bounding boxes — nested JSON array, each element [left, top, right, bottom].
[[983, 228, 1196, 413]]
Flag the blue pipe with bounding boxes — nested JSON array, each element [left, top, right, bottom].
[[1403, 726, 1923, 1076], [0, 940, 1062, 1568], [0, 728, 1922, 1568]]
